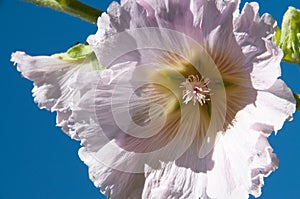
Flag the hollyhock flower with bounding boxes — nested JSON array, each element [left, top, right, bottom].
[[12, 0, 296, 199]]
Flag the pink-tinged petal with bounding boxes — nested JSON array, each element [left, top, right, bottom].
[[234, 2, 282, 90], [224, 84, 257, 129], [192, 1, 253, 88], [88, 1, 157, 66], [139, 0, 194, 32], [234, 2, 276, 41]]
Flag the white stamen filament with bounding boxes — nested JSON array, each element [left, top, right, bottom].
[[180, 75, 211, 105]]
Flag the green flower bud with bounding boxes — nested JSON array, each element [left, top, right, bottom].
[[273, 7, 300, 65]]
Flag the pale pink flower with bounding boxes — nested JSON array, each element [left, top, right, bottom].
[[12, 0, 296, 198]]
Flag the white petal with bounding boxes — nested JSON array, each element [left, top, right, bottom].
[[11, 51, 93, 139], [205, 79, 295, 198], [143, 162, 208, 199], [11, 51, 108, 142], [78, 147, 145, 199], [11, 51, 75, 111], [242, 79, 296, 133], [206, 119, 278, 199]]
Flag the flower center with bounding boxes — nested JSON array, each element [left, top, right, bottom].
[[180, 75, 211, 105]]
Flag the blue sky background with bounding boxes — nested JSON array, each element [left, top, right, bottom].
[[1, 0, 300, 199]]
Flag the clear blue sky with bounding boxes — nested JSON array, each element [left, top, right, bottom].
[[1, 0, 300, 199]]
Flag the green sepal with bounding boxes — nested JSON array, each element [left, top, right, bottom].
[[274, 7, 300, 66], [53, 43, 105, 70], [272, 27, 281, 46], [53, 43, 93, 61]]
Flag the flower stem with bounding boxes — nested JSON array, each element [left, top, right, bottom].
[[25, 0, 102, 24]]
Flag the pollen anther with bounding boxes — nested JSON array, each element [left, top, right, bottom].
[[180, 75, 211, 105]]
